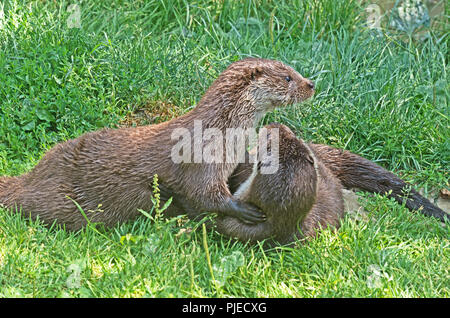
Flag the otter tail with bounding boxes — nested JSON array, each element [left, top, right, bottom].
[[0, 176, 22, 208], [309, 144, 449, 223]]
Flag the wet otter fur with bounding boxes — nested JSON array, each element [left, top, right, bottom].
[[308, 144, 448, 222], [0, 58, 446, 237], [0, 58, 315, 230], [216, 123, 345, 245], [162, 123, 447, 245]]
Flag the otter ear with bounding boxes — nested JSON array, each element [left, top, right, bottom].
[[249, 66, 263, 80]]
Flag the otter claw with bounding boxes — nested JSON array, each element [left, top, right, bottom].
[[223, 199, 266, 224]]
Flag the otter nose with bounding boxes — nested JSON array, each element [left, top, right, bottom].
[[306, 80, 315, 89]]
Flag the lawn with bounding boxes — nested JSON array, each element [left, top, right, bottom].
[[0, 0, 448, 297]]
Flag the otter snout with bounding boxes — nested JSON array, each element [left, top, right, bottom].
[[301, 78, 314, 90], [297, 78, 315, 101]]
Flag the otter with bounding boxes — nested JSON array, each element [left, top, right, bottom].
[[161, 123, 448, 245], [0, 58, 315, 230], [223, 126, 449, 244], [216, 123, 345, 245]]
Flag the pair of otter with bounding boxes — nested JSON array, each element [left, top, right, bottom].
[[162, 121, 448, 245], [161, 122, 346, 245], [0, 58, 447, 244]]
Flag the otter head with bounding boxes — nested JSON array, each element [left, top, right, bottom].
[[199, 58, 315, 128], [224, 58, 315, 111]]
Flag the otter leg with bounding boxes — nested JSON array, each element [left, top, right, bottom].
[[180, 175, 266, 224]]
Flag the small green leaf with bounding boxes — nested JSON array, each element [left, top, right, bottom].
[[22, 121, 35, 131], [36, 109, 55, 122], [160, 197, 173, 213]]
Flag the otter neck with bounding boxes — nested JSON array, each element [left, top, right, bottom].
[[190, 87, 265, 131]]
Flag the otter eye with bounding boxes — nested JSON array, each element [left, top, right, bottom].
[[285, 76, 291, 82]]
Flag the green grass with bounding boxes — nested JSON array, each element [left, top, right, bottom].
[[0, 0, 449, 297], [0, 196, 448, 297]]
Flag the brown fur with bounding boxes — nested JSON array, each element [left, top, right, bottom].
[[159, 123, 345, 245], [162, 122, 447, 246], [215, 123, 345, 245], [308, 144, 448, 222], [0, 58, 315, 230], [1, 58, 446, 237], [220, 128, 449, 244]]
